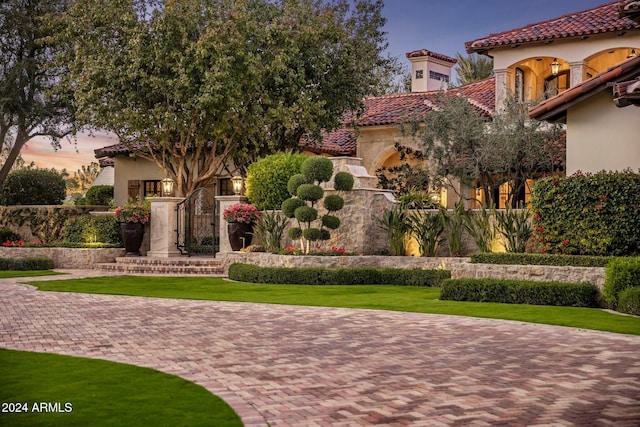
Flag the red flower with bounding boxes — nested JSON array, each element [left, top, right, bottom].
[[541, 248, 547, 253], [595, 205, 603, 211], [562, 240, 569, 246]]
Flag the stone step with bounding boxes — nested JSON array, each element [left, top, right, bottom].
[[95, 256, 226, 276]]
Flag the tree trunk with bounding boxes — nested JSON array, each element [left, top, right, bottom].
[[0, 131, 28, 188]]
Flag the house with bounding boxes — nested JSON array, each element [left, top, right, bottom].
[[466, 0, 640, 174]]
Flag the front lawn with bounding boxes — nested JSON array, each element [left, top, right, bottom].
[[27, 276, 640, 336], [0, 348, 242, 427], [0, 270, 63, 279]]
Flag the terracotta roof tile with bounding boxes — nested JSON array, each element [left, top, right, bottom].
[[406, 49, 457, 64], [466, 1, 640, 54], [619, 0, 640, 22], [301, 128, 357, 156], [529, 55, 640, 120]]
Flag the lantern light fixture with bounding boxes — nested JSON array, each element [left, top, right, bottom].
[[161, 177, 175, 197], [232, 175, 244, 195], [550, 58, 560, 76], [628, 49, 637, 59]]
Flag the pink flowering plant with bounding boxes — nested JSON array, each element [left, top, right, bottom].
[[223, 203, 260, 224], [114, 199, 151, 224]]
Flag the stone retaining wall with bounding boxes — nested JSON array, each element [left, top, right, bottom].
[[219, 253, 605, 290], [0, 247, 125, 269]]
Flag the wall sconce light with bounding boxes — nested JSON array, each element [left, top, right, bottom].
[[161, 177, 175, 197], [628, 49, 637, 59], [550, 58, 560, 76], [232, 175, 243, 195]]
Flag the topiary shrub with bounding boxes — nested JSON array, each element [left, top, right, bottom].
[[85, 185, 114, 206], [1, 169, 66, 205], [604, 257, 640, 308], [470, 253, 615, 267], [0, 228, 21, 243], [228, 263, 450, 286], [63, 215, 122, 245], [440, 278, 598, 307], [334, 171, 354, 192], [281, 157, 353, 253], [245, 152, 308, 210], [617, 287, 640, 316], [531, 171, 640, 256]]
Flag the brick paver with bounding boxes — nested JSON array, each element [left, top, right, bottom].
[[1, 272, 639, 426]]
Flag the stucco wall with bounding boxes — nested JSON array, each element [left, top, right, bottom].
[[566, 91, 640, 175], [113, 156, 165, 205]]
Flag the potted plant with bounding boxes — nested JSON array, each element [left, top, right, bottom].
[[114, 199, 150, 256], [223, 203, 260, 251]]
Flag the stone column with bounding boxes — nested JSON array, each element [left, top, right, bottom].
[[147, 197, 184, 258], [494, 68, 512, 113], [217, 195, 248, 253], [569, 61, 586, 87]]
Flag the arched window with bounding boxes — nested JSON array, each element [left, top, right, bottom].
[[544, 70, 570, 98]]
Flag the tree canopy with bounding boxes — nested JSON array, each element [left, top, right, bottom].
[[418, 94, 564, 207], [0, 0, 76, 187], [454, 53, 493, 86], [61, 0, 393, 196]]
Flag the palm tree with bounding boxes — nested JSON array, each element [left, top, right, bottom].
[[455, 53, 493, 86]]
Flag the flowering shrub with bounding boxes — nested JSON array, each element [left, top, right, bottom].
[[223, 203, 260, 224], [3, 240, 45, 247], [114, 200, 151, 224], [531, 170, 640, 256]]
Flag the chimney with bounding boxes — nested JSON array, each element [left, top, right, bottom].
[[406, 49, 457, 92]]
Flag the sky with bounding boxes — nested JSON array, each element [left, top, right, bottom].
[[20, 0, 608, 173]]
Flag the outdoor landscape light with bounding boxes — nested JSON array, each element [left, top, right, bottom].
[[550, 58, 560, 76], [161, 177, 175, 197], [232, 175, 243, 195]]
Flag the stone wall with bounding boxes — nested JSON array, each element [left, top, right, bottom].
[[220, 252, 605, 290], [0, 247, 125, 269]]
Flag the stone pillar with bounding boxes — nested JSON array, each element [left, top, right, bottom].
[[494, 68, 512, 112], [569, 61, 586, 87], [147, 197, 183, 258], [217, 195, 248, 253]]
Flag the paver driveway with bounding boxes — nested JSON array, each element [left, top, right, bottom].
[[1, 273, 639, 426]]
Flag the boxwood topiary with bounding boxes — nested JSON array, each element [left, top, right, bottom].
[[323, 194, 344, 212], [334, 171, 354, 192], [294, 206, 318, 223], [85, 185, 114, 206], [322, 215, 340, 230], [296, 184, 324, 202], [287, 174, 308, 196], [281, 198, 306, 218], [300, 156, 333, 183]]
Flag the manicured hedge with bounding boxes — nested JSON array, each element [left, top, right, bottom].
[[440, 278, 598, 307], [617, 287, 640, 316], [228, 263, 450, 286], [604, 257, 640, 308], [0, 257, 54, 271], [470, 253, 614, 268]]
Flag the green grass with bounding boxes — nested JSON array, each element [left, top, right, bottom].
[[27, 276, 640, 336], [0, 348, 242, 427], [0, 270, 63, 279]]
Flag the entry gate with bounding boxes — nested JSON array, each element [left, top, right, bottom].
[[176, 188, 217, 256]]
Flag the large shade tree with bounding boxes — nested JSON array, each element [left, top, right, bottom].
[[61, 0, 393, 196], [0, 0, 76, 187]]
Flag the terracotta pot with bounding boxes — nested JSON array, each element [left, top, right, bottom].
[[227, 222, 253, 251], [120, 222, 145, 256]]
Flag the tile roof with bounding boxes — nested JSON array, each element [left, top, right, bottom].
[[466, 1, 640, 54], [406, 49, 457, 64], [306, 77, 496, 156], [619, 0, 640, 22], [528, 55, 640, 121], [613, 76, 640, 106]]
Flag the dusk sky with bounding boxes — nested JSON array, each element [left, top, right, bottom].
[[21, 0, 608, 173]]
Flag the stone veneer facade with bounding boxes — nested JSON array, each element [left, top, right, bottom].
[[0, 247, 125, 269], [219, 253, 606, 290]]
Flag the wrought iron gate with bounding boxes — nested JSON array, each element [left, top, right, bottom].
[[176, 188, 217, 256]]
